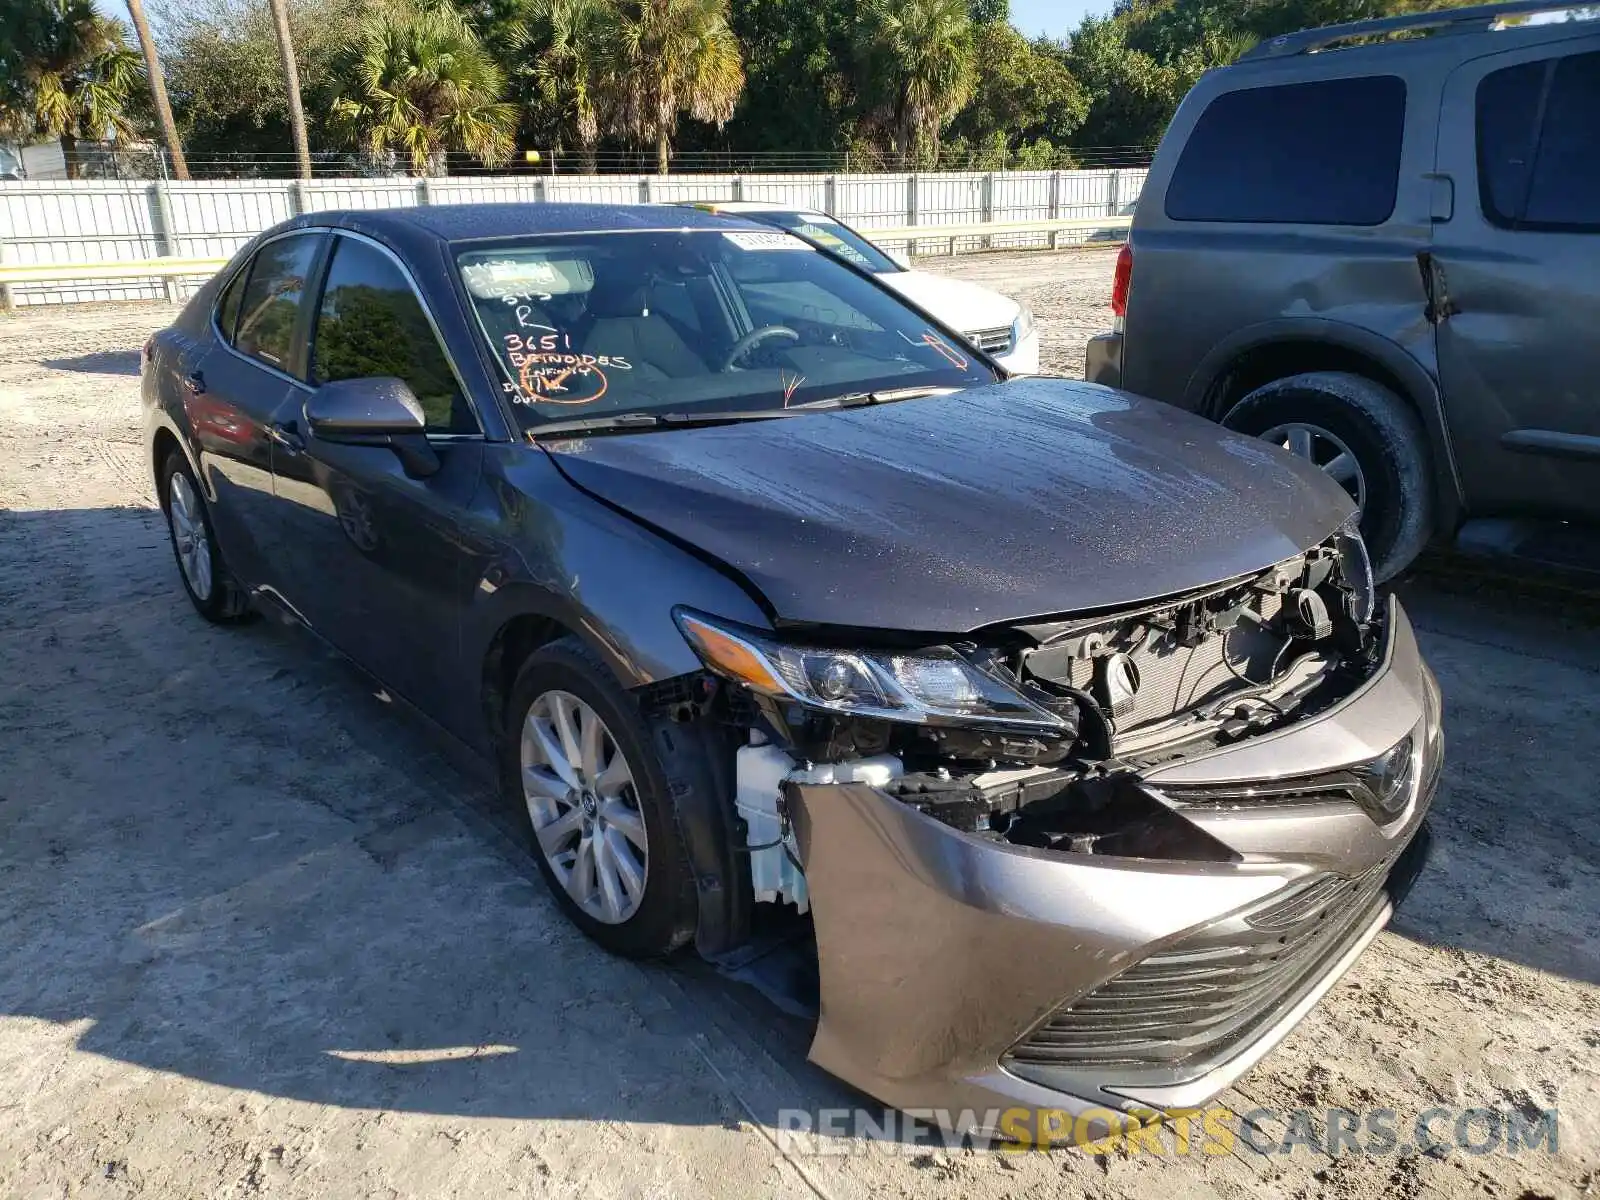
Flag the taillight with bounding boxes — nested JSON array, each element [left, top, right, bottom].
[[1110, 243, 1133, 319]]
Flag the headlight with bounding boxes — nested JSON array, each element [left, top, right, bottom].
[[675, 610, 1068, 732], [1334, 516, 1375, 622], [1352, 734, 1417, 820], [1011, 305, 1036, 346]]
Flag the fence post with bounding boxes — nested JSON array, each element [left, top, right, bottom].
[[1108, 170, 1122, 220], [906, 172, 918, 259], [419, 178, 434, 205], [825, 173, 838, 216], [641, 176, 653, 204], [149, 181, 180, 304], [732, 174, 744, 201], [0, 241, 12, 312], [1049, 169, 1062, 250], [981, 171, 995, 251], [291, 179, 308, 217]]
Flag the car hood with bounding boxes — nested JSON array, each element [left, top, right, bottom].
[[877, 270, 1020, 334], [541, 379, 1356, 634]]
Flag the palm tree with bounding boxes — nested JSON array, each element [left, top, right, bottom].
[[124, 0, 189, 179], [15, 0, 143, 178], [607, 0, 744, 175], [510, 0, 610, 174], [267, 0, 313, 180], [331, 4, 518, 176], [861, 0, 975, 167]]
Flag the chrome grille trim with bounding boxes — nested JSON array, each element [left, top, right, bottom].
[[965, 326, 1014, 354]]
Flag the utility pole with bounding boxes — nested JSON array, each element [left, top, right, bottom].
[[267, 0, 313, 180], [126, 0, 190, 180]]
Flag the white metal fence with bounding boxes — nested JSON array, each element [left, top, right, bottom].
[[0, 168, 1144, 307]]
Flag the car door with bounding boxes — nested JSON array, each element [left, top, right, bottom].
[[188, 231, 326, 595], [1431, 38, 1600, 520], [267, 231, 485, 718]]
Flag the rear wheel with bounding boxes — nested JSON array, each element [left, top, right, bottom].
[[502, 637, 697, 958], [1222, 371, 1434, 581], [159, 450, 253, 623]]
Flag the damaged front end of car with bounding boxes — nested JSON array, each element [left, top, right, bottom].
[[642, 522, 1440, 1125]]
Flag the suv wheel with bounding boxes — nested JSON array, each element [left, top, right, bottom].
[[1222, 371, 1434, 581], [159, 450, 254, 623], [502, 637, 697, 958]]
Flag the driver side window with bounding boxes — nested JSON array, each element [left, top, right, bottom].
[[310, 237, 476, 435]]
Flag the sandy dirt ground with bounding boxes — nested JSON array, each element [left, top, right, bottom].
[[1, 248, 1597, 1200]]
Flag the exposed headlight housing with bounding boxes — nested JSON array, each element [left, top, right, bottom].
[[675, 610, 1068, 733], [1011, 304, 1037, 347]]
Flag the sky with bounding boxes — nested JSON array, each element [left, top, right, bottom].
[[1011, 0, 1106, 36], [99, 0, 1105, 39]]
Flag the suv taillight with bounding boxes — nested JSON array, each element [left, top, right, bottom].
[[1110, 243, 1133, 319]]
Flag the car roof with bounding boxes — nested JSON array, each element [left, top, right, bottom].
[[285, 201, 766, 245]]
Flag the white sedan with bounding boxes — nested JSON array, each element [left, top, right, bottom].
[[677, 202, 1040, 375]]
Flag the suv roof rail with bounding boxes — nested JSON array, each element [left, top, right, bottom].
[[1238, 1, 1590, 60]]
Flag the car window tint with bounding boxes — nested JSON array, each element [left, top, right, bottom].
[[1523, 50, 1600, 231], [311, 237, 474, 435], [234, 234, 320, 373], [1476, 60, 1544, 227], [1164, 76, 1406, 225], [216, 260, 247, 342]]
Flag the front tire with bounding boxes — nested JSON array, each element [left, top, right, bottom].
[[1222, 371, 1434, 582], [159, 450, 253, 623], [502, 637, 698, 958]]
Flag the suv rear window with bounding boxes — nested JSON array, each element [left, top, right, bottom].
[[1478, 50, 1600, 233], [1165, 76, 1406, 226]]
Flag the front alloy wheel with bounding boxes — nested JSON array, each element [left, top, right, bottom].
[[520, 690, 649, 924]]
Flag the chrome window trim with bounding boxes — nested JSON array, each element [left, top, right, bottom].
[[209, 225, 487, 440]]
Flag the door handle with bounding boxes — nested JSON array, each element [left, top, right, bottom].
[[185, 370, 206, 395], [269, 420, 305, 453]]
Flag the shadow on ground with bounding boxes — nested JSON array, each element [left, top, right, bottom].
[[43, 349, 141, 376]]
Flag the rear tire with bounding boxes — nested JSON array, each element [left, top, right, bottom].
[[1222, 371, 1434, 581], [501, 636, 698, 959], [159, 450, 254, 623]]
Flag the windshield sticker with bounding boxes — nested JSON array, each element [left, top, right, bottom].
[[462, 256, 594, 301], [722, 231, 810, 252], [901, 329, 970, 370]]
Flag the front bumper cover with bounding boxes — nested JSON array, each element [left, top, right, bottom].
[[785, 595, 1438, 1127]]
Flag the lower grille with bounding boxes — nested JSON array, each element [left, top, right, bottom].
[[1006, 852, 1399, 1073], [965, 326, 1013, 355]]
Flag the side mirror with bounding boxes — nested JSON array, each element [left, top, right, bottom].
[[305, 377, 439, 478]]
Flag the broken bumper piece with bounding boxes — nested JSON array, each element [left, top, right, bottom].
[[785, 596, 1439, 1130]]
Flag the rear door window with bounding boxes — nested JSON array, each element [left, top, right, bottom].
[[1477, 50, 1600, 232], [234, 233, 322, 374], [1165, 76, 1407, 225]]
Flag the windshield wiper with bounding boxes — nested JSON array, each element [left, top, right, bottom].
[[528, 387, 959, 438], [529, 408, 809, 438], [800, 385, 957, 410]]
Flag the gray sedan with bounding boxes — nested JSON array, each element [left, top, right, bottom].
[[143, 202, 1439, 1134]]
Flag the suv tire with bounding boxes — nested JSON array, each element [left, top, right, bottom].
[[1222, 371, 1433, 581], [501, 636, 698, 958]]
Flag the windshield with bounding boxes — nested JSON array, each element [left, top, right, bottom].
[[747, 212, 903, 274], [457, 229, 995, 429]]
